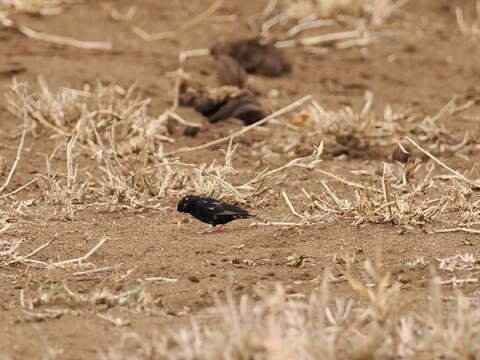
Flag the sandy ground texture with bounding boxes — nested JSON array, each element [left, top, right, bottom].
[[2, 0, 480, 358]]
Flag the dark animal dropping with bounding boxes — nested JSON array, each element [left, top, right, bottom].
[[211, 38, 291, 77], [215, 54, 247, 88], [177, 195, 254, 234], [179, 81, 267, 125]]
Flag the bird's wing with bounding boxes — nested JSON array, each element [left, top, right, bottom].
[[199, 199, 251, 217], [215, 201, 253, 217]]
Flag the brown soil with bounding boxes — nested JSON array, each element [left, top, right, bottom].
[[1, 0, 480, 358]]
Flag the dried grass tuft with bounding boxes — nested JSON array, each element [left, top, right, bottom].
[[456, 1, 480, 37], [285, 0, 407, 25], [6, 77, 169, 151], [102, 264, 480, 360], [4, 79, 319, 212], [295, 93, 473, 152], [0, 0, 74, 15], [251, 0, 408, 47], [266, 94, 480, 231]]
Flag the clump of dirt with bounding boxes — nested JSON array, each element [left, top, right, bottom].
[[211, 37, 291, 77], [180, 38, 289, 125], [215, 54, 248, 88], [179, 80, 268, 125]]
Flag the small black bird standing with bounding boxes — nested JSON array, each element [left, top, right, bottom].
[[177, 195, 254, 234]]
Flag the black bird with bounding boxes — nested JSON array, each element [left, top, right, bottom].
[[177, 195, 254, 234]]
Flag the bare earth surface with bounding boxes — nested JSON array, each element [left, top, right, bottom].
[[1, 0, 480, 358]]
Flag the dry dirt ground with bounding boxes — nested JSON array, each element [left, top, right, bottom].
[[2, 0, 480, 358]]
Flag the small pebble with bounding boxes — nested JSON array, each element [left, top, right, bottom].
[[187, 275, 200, 283]]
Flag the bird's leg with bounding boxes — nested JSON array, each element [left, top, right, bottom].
[[197, 226, 214, 235], [212, 224, 225, 232], [198, 224, 225, 235]]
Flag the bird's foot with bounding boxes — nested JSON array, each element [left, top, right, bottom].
[[212, 224, 225, 232], [197, 224, 225, 235], [197, 227, 213, 235]]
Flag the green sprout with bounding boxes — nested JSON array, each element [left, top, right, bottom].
[[287, 254, 305, 267]]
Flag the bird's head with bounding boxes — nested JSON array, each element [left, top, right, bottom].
[[177, 195, 196, 213]]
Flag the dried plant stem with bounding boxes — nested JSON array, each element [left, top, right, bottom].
[[262, 12, 290, 34], [441, 278, 478, 286], [132, 0, 224, 41], [53, 236, 109, 266], [0, 224, 12, 234], [29, 106, 68, 136], [97, 313, 130, 327], [0, 111, 28, 194], [168, 68, 186, 110], [261, 0, 278, 17], [73, 266, 113, 276], [178, 48, 210, 63], [144, 276, 178, 282], [18, 25, 112, 50], [405, 136, 479, 187], [247, 0, 278, 31], [16, 258, 49, 267], [105, 4, 137, 22], [7, 239, 53, 266], [0, 14, 111, 50], [242, 150, 322, 188], [434, 227, 480, 234], [282, 191, 304, 219], [252, 221, 311, 226], [320, 181, 344, 208], [287, 19, 337, 37], [276, 30, 361, 48], [422, 95, 473, 128], [456, 2, 480, 36], [66, 130, 80, 191], [0, 178, 37, 199], [166, 110, 201, 127], [312, 168, 382, 193], [213, 176, 246, 201], [381, 163, 392, 216], [165, 95, 313, 156]]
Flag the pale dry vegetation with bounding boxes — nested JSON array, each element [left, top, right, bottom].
[[0, 0, 75, 15], [245, 0, 409, 50], [3, 76, 480, 231], [254, 94, 480, 233], [456, 1, 480, 38], [102, 263, 480, 360], [284, 0, 407, 24]]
